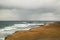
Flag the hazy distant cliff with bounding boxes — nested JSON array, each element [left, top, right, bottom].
[[5, 22, 60, 40]]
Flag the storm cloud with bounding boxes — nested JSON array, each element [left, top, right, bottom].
[[0, 0, 60, 21]]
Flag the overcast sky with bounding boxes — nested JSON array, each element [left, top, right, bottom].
[[0, 0, 60, 21]]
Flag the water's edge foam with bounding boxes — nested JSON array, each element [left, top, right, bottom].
[[0, 23, 44, 40]]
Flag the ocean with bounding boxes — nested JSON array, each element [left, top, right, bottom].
[[0, 21, 58, 40]]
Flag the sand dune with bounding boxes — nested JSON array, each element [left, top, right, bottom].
[[5, 22, 60, 40]]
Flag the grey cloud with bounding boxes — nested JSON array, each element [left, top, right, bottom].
[[0, 0, 57, 9], [0, 0, 60, 21]]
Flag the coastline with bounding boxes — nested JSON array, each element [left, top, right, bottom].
[[5, 22, 60, 40]]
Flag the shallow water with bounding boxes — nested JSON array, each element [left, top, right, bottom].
[[0, 22, 44, 40]]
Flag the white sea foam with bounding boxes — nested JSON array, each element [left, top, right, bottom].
[[0, 38, 4, 40], [0, 23, 43, 40]]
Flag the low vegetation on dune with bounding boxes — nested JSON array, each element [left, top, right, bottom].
[[5, 22, 60, 40]]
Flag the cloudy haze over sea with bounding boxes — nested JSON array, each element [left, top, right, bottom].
[[0, 0, 60, 40], [0, 0, 60, 21]]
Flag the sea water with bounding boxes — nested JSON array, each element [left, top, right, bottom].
[[0, 21, 53, 40]]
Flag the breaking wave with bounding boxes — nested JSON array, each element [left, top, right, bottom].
[[0, 23, 43, 40]]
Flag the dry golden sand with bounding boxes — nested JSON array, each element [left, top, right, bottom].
[[5, 22, 60, 40]]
